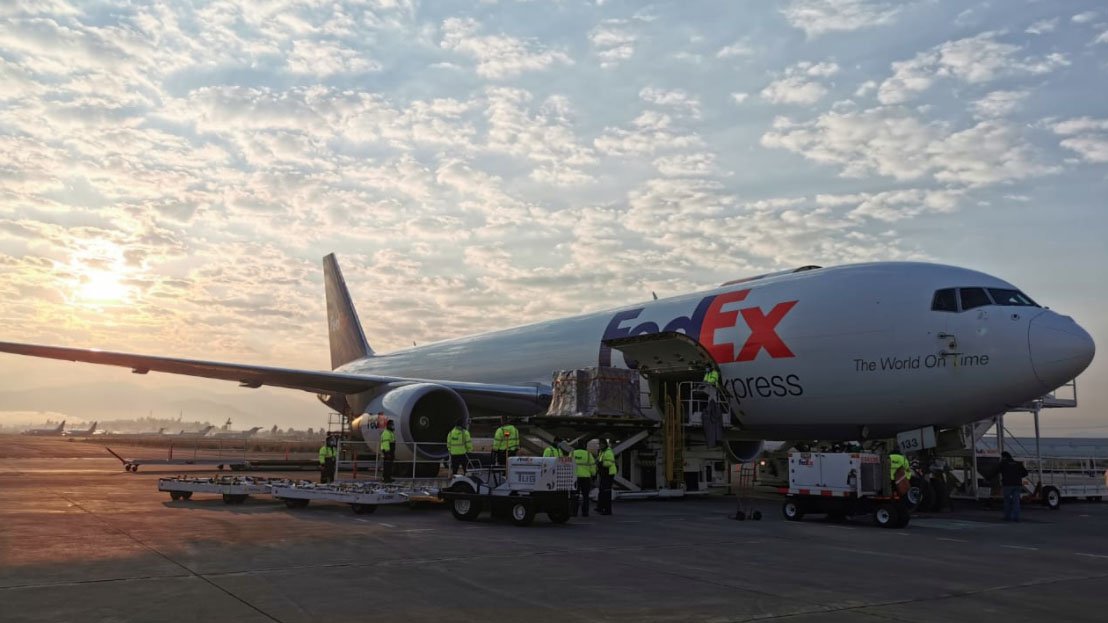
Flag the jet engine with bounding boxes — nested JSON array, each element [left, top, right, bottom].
[[722, 439, 765, 463], [349, 383, 469, 463]]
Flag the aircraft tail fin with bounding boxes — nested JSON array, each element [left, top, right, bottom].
[[323, 253, 374, 369], [88, 422, 97, 433], [57, 421, 65, 432]]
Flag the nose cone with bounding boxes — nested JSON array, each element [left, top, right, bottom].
[[1028, 312, 1096, 390]]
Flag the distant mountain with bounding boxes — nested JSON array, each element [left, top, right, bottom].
[[0, 381, 326, 429]]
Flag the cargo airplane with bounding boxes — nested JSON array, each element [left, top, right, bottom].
[[63, 421, 98, 437], [21, 420, 66, 436], [0, 256, 1095, 466]]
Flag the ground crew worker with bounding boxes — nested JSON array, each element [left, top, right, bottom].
[[703, 365, 721, 389], [889, 446, 911, 495], [380, 419, 396, 483], [571, 441, 597, 517], [543, 436, 565, 458], [492, 417, 520, 466], [992, 451, 1029, 522], [597, 439, 617, 515], [318, 436, 337, 484], [446, 420, 472, 475], [703, 365, 722, 403]]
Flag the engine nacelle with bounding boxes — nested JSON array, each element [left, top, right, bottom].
[[723, 439, 765, 463], [350, 383, 468, 461]]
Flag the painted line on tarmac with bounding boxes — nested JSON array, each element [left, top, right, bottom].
[[403, 528, 435, 533], [1075, 553, 1108, 559], [1001, 545, 1039, 551], [377, 522, 396, 528], [936, 537, 968, 543], [355, 518, 372, 523]]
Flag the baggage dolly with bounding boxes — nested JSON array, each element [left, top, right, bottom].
[[270, 481, 410, 514], [157, 476, 284, 504]]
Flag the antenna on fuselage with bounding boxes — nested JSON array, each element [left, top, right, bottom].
[[651, 291, 658, 300]]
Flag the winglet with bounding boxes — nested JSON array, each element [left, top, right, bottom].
[[323, 254, 374, 369]]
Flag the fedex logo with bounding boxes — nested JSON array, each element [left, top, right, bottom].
[[599, 289, 798, 367]]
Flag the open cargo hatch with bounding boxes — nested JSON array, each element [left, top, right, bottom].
[[602, 331, 717, 380]]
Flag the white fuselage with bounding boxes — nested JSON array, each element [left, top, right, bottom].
[[338, 262, 1095, 440]]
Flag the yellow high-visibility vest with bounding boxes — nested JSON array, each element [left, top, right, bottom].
[[572, 449, 596, 478], [446, 428, 472, 455]]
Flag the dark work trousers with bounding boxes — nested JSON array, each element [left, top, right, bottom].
[[575, 477, 592, 517], [382, 451, 395, 482], [450, 454, 467, 475], [320, 458, 335, 483], [493, 450, 507, 466], [597, 473, 614, 514]]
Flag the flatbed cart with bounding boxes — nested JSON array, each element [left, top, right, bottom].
[[781, 451, 910, 528], [109, 447, 247, 472], [270, 481, 411, 514], [157, 476, 285, 504], [439, 456, 576, 526]]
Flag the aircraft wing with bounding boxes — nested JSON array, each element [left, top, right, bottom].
[[0, 341, 551, 416]]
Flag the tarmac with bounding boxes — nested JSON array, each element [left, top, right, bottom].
[[2, 435, 1108, 623]]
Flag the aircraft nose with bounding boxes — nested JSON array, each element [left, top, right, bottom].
[[1028, 312, 1096, 390]]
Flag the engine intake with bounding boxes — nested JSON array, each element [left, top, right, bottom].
[[350, 383, 468, 461], [723, 439, 765, 463]]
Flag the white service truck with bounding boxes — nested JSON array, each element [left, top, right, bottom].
[[438, 456, 576, 526], [782, 451, 910, 528]]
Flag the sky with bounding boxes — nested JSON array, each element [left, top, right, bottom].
[[0, 0, 1106, 434]]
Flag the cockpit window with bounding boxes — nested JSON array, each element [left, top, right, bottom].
[[988, 288, 1039, 307], [959, 287, 992, 310], [931, 288, 958, 312]]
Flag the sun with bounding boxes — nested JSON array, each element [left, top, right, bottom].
[[75, 269, 130, 303], [66, 244, 135, 306]]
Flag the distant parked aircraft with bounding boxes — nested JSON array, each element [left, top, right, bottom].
[[22, 420, 65, 436], [176, 426, 214, 438], [211, 426, 262, 439], [64, 421, 98, 437]]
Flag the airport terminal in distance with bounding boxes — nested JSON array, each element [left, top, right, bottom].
[[1, 256, 1103, 623]]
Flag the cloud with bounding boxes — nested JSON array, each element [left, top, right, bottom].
[[781, 0, 908, 37], [878, 32, 1069, 104], [594, 111, 703, 157], [1095, 30, 1108, 45], [653, 153, 717, 177], [483, 88, 596, 184], [1071, 12, 1098, 24], [971, 90, 1028, 118], [286, 39, 380, 75], [1052, 117, 1108, 163], [639, 87, 701, 118], [817, 188, 964, 222], [716, 40, 755, 59], [440, 17, 572, 79], [761, 107, 1056, 186], [1025, 18, 1058, 35], [730, 92, 749, 104], [761, 61, 840, 105], [590, 21, 637, 66]]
